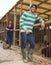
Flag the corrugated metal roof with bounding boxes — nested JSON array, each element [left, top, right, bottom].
[[0, 0, 19, 19]]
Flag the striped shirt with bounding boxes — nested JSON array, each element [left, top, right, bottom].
[[20, 11, 44, 32]]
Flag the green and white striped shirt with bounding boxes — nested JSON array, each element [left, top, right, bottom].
[[20, 11, 44, 32]]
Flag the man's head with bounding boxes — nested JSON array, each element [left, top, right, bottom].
[[30, 4, 37, 13]]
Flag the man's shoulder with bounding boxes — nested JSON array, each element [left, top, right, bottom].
[[23, 11, 30, 14]]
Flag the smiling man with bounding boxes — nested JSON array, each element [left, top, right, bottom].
[[20, 4, 45, 63]]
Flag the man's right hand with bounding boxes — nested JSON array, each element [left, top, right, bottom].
[[25, 30, 30, 34], [6, 28, 10, 31]]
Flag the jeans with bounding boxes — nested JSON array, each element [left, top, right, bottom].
[[21, 32, 35, 49], [6, 33, 13, 44]]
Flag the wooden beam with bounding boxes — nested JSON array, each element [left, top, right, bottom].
[[33, 0, 51, 5], [22, 2, 50, 10], [34, 21, 51, 27], [30, 0, 32, 7], [0, 31, 4, 33], [38, 2, 43, 6], [13, 7, 17, 45], [39, 10, 51, 15]]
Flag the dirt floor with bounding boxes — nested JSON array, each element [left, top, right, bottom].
[[0, 41, 51, 65]]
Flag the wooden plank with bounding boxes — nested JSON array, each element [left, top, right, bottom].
[[0, 31, 4, 33], [34, 21, 51, 27], [13, 7, 17, 45]]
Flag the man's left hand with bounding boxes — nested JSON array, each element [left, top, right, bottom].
[[41, 22, 45, 28]]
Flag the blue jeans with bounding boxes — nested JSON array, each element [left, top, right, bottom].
[[21, 32, 35, 49], [6, 32, 13, 44]]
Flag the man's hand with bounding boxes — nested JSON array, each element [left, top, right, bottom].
[[41, 22, 45, 28], [25, 30, 30, 34], [6, 28, 13, 31], [10, 29, 13, 31], [6, 28, 10, 31]]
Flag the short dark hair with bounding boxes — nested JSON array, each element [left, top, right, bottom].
[[30, 4, 37, 9]]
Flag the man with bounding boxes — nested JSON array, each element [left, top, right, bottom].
[[20, 4, 45, 62]]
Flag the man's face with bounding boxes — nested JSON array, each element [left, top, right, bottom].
[[30, 6, 37, 13]]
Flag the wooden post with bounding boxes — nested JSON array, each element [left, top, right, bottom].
[[13, 7, 17, 45], [4, 13, 9, 41], [30, 0, 32, 7], [0, 21, 2, 43], [6, 13, 9, 22], [19, 0, 22, 46], [48, 16, 51, 42]]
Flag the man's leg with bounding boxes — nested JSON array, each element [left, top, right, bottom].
[[5, 34, 10, 49], [21, 32, 28, 62], [9, 34, 13, 49], [27, 33, 35, 61], [6, 34, 9, 44]]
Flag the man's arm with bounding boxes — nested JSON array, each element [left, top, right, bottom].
[[6, 27, 9, 31], [36, 16, 45, 28], [6, 26, 13, 31], [6, 26, 10, 31]]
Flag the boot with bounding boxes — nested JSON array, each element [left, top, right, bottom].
[[28, 48, 34, 62], [9, 43, 12, 49], [5, 41, 9, 49], [3, 44, 9, 49], [21, 49, 28, 63]]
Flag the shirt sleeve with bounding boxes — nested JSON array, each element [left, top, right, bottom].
[[36, 15, 44, 23], [20, 11, 27, 30]]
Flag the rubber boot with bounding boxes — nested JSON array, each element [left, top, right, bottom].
[[21, 49, 28, 63], [3, 44, 9, 49], [5, 41, 9, 49], [9, 43, 12, 49], [28, 48, 34, 62]]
